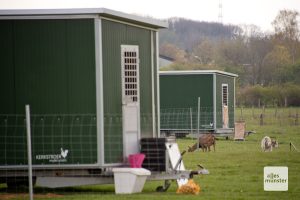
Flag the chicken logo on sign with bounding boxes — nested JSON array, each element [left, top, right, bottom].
[[36, 147, 69, 163], [61, 148, 69, 158]]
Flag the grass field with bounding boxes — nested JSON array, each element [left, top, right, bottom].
[[1, 108, 300, 199]]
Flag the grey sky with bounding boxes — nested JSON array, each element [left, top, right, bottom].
[[1, 0, 300, 32]]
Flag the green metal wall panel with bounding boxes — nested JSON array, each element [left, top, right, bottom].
[[215, 74, 235, 128], [12, 19, 96, 114], [102, 20, 154, 163], [160, 74, 214, 108], [127, 26, 153, 138], [13, 20, 68, 114], [102, 20, 125, 164], [0, 19, 97, 166], [66, 20, 97, 114], [160, 74, 214, 130], [0, 21, 15, 113]]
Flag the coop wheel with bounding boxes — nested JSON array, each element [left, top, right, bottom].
[[156, 180, 171, 192]]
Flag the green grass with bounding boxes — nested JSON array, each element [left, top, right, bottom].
[[1, 108, 300, 199], [177, 126, 300, 199]]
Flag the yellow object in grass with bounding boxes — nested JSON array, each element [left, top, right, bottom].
[[176, 179, 200, 195]]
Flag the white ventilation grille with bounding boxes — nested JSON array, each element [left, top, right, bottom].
[[222, 84, 228, 106], [121, 45, 139, 103]]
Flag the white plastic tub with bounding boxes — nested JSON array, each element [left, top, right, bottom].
[[112, 168, 151, 194]]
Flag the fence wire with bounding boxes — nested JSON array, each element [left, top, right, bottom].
[[236, 107, 300, 126], [160, 107, 216, 132], [0, 113, 107, 199], [0, 110, 157, 199], [1, 107, 299, 199]]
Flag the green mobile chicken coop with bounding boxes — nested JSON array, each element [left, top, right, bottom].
[[0, 8, 167, 172], [160, 70, 238, 136]]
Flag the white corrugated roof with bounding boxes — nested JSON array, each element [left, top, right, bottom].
[[159, 70, 238, 77], [0, 8, 168, 29]]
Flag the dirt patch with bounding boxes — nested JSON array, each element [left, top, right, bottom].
[[0, 193, 63, 199]]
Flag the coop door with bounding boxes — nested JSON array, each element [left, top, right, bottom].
[[121, 45, 140, 159], [222, 84, 229, 128]]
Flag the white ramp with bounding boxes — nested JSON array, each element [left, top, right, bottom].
[[165, 142, 188, 186]]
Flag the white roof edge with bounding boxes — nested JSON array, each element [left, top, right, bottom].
[[159, 70, 238, 77], [101, 8, 168, 28], [0, 8, 168, 28]]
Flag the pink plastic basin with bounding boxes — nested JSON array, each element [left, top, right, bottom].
[[128, 153, 145, 168]]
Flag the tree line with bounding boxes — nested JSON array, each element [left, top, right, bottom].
[[159, 10, 300, 106]]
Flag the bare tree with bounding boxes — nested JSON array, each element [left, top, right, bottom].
[[192, 39, 214, 65], [272, 9, 300, 64], [262, 45, 292, 84], [160, 43, 186, 63]]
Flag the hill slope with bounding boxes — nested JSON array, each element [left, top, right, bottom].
[[159, 17, 240, 51]]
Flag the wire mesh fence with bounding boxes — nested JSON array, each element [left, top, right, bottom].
[[235, 107, 300, 126], [160, 107, 216, 132], [160, 106, 237, 137], [0, 114, 98, 182], [0, 110, 110, 199], [0, 105, 158, 199], [1, 105, 299, 199], [160, 106, 300, 135]]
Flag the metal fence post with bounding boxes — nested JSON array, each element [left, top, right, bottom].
[[26, 105, 33, 200], [240, 106, 244, 121], [190, 107, 193, 135], [260, 113, 264, 126], [197, 97, 201, 150]]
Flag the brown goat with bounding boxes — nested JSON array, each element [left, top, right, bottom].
[[188, 134, 216, 152]]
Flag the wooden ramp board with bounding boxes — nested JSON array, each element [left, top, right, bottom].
[[234, 121, 245, 141], [165, 142, 188, 186]]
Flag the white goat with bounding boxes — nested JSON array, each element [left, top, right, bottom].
[[261, 136, 278, 152]]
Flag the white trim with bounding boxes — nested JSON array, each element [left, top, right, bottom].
[[0, 164, 101, 169], [222, 84, 229, 129], [151, 31, 156, 137], [121, 45, 141, 158], [100, 16, 159, 31], [213, 73, 217, 130], [0, 15, 98, 20], [156, 31, 161, 137], [160, 70, 238, 77], [0, 8, 168, 28], [0, 8, 106, 15], [100, 8, 167, 28], [94, 18, 104, 166], [233, 77, 236, 125], [101, 163, 124, 167]]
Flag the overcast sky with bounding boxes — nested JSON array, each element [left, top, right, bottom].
[[1, 0, 300, 32]]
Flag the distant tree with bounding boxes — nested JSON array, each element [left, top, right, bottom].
[[192, 39, 214, 65], [245, 36, 273, 85], [272, 9, 300, 64], [160, 43, 186, 62], [216, 38, 247, 67], [291, 61, 300, 84], [239, 24, 263, 39], [159, 18, 239, 51], [262, 45, 291, 84]]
